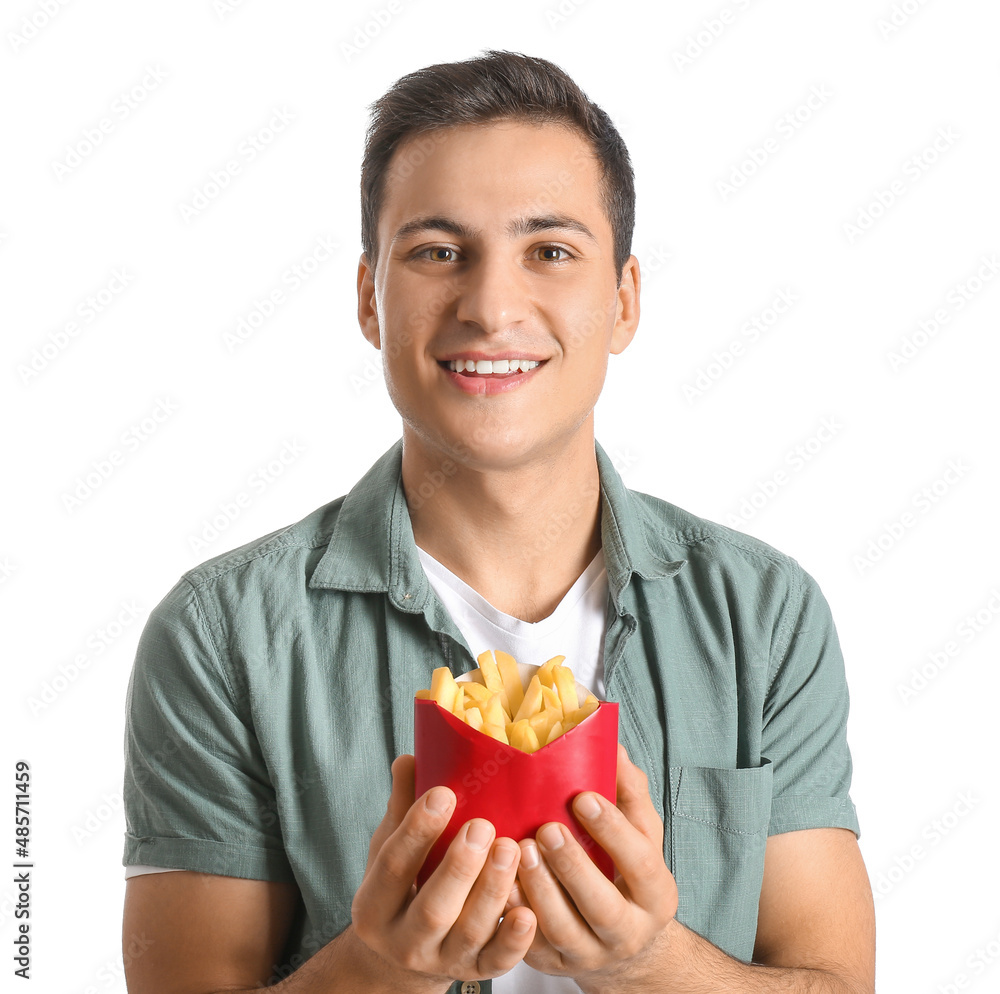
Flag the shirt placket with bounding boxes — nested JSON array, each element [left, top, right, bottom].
[[603, 584, 673, 869]]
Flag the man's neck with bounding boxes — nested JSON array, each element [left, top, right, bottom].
[[401, 428, 603, 624]]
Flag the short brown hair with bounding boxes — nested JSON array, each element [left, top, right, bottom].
[[361, 50, 635, 284]]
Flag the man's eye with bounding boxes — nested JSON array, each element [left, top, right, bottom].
[[418, 247, 458, 262], [535, 246, 571, 262]]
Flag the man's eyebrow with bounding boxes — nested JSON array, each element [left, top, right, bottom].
[[393, 215, 473, 242], [392, 213, 598, 244], [507, 213, 598, 243]]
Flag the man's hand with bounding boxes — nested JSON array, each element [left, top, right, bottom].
[[351, 754, 537, 988], [509, 743, 678, 989], [509, 743, 875, 994]]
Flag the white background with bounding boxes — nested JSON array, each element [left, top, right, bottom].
[[2, 0, 999, 990]]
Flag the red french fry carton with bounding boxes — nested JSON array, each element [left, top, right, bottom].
[[414, 664, 619, 885]]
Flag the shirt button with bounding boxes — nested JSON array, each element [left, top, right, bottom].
[[460, 983, 481, 994]]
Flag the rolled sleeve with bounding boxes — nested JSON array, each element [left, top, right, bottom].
[[122, 577, 294, 882], [762, 567, 860, 839]]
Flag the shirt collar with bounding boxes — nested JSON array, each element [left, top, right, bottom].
[[593, 441, 688, 609], [309, 438, 686, 613]]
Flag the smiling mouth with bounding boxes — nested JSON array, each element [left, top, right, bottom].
[[438, 359, 543, 377]]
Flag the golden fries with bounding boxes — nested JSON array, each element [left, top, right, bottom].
[[418, 652, 600, 754]]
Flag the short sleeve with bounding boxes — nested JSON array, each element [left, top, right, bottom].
[[122, 576, 294, 881], [762, 567, 861, 839]]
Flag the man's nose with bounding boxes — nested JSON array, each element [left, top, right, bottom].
[[453, 253, 531, 335]]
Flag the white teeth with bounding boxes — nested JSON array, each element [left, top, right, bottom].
[[447, 358, 540, 374]]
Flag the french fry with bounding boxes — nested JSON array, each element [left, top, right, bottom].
[[483, 693, 507, 729], [414, 654, 620, 886], [564, 697, 600, 729], [536, 655, 565, 689], [544, 720, 564, 745], [462, 681, 492, 705], [476, 650, 508, 712], [540, 685, 561, 713], [481, 722, 509, 744], [528, 707, 563, 743], [512, 674, 544, 723], [509, 719, 540, 753], [521, 723, 540, 753], [430, 667, 459, 713], [552, 665, 579, 715], [495, 650, 524, 717], [418, 653, 599, 754]]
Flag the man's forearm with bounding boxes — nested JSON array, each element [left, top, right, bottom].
[[590, 918, 870, 994], [222, 924, 450, 994]]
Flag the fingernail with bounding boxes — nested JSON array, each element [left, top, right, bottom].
[[491, 841, 517, 869], [520, 841, 540, 869], [424, 788, 454, 816], [538, 823, 564, 851], [576, 793, 602, 820], [465, 820, 495, 851], [511, 913, 532, 935]]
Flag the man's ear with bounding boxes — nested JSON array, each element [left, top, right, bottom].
[[610, 254, 640, 355], [357, 253, 381, 350]]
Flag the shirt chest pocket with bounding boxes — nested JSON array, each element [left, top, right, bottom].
[[665, 759, 773, 962]]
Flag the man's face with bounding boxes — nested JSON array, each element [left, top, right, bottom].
[[358, 119, 639, 471]]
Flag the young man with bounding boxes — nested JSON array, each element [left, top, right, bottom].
[[122, 52, 874, 994]]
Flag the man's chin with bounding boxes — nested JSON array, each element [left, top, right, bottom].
[[401, 424, 547, 475]]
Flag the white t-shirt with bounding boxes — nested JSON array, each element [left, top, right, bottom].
[[127, 545, 611, 994], [419, 545, 608, 994], [415, 544, 608, 701]]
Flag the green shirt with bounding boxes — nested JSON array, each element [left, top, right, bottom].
[[123, 438, 859, 988]]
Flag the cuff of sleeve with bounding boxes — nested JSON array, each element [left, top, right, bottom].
[[768, 796, 861, 840], [123, 834, 296, 883]]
